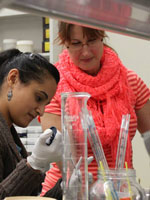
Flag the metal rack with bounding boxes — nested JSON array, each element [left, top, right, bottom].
[[0, 0, 150, 40]]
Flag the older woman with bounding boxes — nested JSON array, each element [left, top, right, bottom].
[[40, 22, 150, 198]]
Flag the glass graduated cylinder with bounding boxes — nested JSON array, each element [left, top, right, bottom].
[[61, 92, 91, 200]]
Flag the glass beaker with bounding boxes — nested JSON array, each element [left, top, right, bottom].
[[61, 92, 91, 200], [90, 169, 145, 200]]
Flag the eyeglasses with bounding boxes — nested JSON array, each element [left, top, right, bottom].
[[67, 38, 101, 51]]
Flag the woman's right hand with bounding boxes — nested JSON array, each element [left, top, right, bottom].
[[27, 128, 62, 172]]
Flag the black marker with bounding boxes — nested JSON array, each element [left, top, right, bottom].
[[46, 126, 57, 145]]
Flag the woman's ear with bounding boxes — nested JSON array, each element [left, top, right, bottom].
[[7, 69, 20, 87]]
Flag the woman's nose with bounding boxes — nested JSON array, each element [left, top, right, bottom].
[[36, 105, 45, 117], [81, 44, 90, 56]]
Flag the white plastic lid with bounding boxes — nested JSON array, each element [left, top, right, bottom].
[[3, 39, 17, 43], [17, 40, 33, 45]]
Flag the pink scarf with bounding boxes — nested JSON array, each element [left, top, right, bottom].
[[55, 46, 136, 168]]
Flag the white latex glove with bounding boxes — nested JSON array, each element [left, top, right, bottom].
[[27, 128, 62, 172], [66, 156, 93, 199]]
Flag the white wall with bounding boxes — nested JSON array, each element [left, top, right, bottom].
[[106, 32, 150, 188], [50, 19, 63, 64]]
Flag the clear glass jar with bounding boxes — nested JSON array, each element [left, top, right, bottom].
[[90, 169, 145, 200]]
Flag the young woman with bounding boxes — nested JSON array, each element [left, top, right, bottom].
[[40, 22, 150, 198], [0, 48, 63, 199]]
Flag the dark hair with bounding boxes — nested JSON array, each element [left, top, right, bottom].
[[57, 22, 107, 45], [0, 49, 60, 87]]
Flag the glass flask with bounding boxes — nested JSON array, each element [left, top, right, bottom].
[[90, 169, 145, 200], [61, 92, 91, 200]]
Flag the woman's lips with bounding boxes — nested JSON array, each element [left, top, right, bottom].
[[81, 58, 93, 62]]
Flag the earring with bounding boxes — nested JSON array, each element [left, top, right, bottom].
[[101, 38, 103, 42], [7, 89, 13, 101]]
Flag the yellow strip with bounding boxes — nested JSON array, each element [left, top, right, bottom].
[[125, 162, 133, 200], [100, 161, 112, 200]]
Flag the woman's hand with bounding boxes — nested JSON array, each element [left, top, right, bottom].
[[27, 128, 62, 172]]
